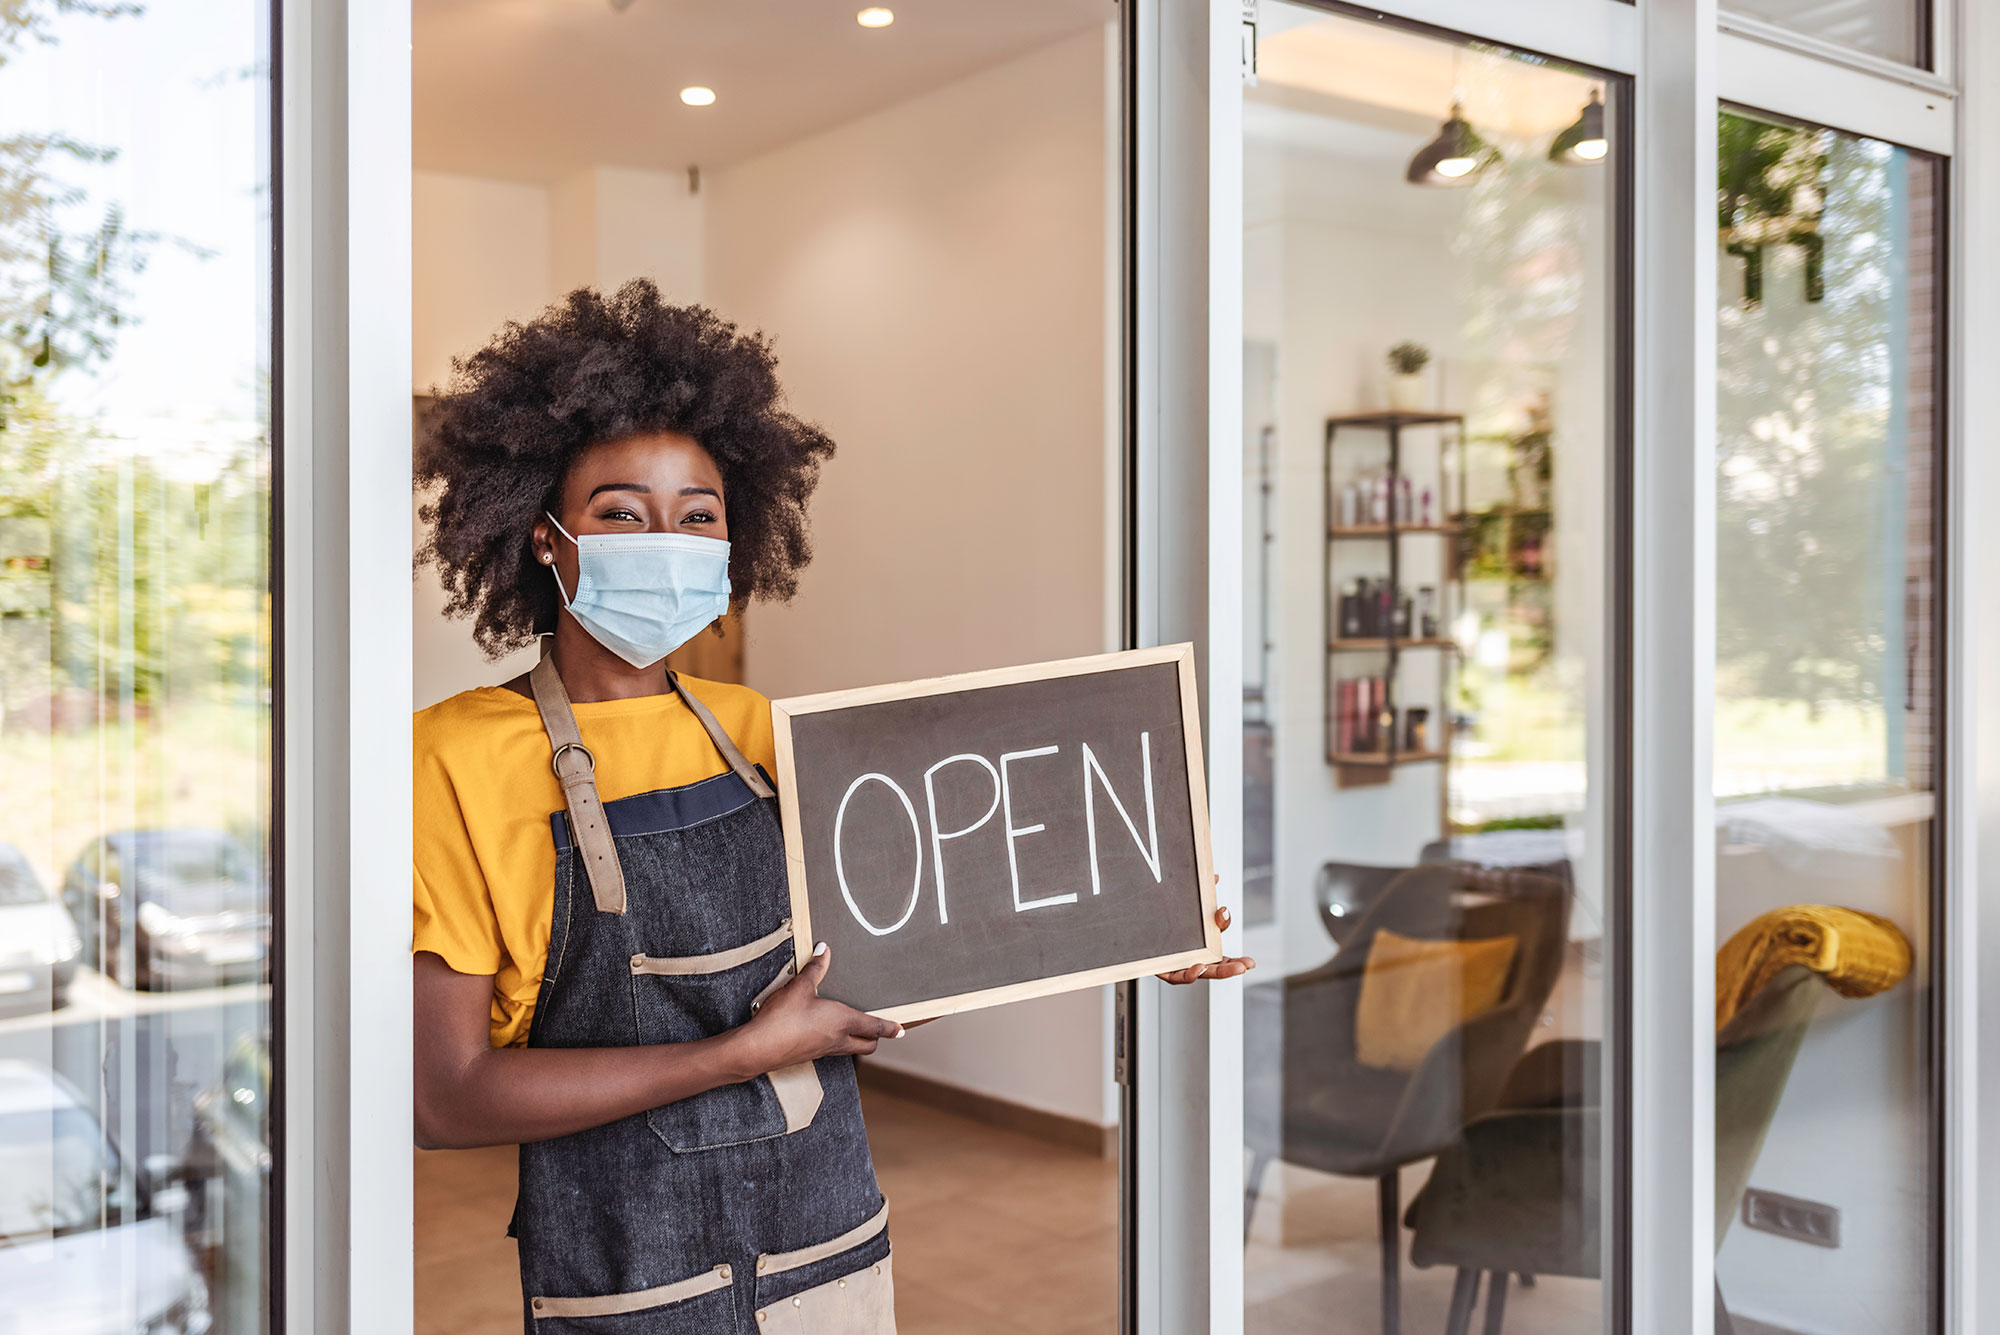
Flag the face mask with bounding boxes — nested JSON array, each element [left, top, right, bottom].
[[544, 512, 732, 668]]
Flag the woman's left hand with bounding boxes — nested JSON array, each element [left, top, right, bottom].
[[1158, 900, 1257, 984]]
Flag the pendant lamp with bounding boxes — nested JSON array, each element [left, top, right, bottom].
[[1549, 89, 1608, 165], [1406, 102, 1497, 187]]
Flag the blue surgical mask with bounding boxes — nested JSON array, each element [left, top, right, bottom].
[[544, 512, 732, 668]]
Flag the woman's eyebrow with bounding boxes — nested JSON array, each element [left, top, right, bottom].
[[680, 485, 721, 499], [587, 482, 650, 499]]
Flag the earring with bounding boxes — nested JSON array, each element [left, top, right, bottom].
[[540, 551, 553, 564]]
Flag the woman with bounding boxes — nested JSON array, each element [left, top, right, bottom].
[[412, 281, 1252, 1334]]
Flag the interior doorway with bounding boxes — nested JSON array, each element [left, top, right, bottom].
[[411, 3, 1126, 1332]]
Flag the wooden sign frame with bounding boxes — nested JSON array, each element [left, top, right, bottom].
[[769, 643, 1223, 1024]]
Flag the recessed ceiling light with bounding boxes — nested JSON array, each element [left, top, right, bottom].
[[679, 86, 716, 107], [857, 7, 894, 27]]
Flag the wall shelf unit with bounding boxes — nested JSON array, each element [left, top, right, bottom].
[[1323, 410, 1465, 791]]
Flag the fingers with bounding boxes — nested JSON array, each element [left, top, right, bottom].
[[838, 1013, 901, 1057], [1155, 955, 1258, 985], [798, 942, 830, 993], [1214, 905, 1232, 931]]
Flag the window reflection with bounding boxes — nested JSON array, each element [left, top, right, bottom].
[[1241, 8, 1621, 1332], [1712, 109, 1939, 1332], [0, 3, 274, 1333]]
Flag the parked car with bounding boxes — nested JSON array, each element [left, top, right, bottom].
[[183, 1033, 271, 1335], [0, 842, 83, 1014], [0, 1058, 211, 1333], [62, 830, 270, 992]]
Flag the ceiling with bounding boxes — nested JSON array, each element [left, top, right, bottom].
[[1254, 9, 1602, 145], [415, 0, 1115, 183]]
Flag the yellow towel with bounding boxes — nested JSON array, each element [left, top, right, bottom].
[[1715, 905, 1912, 1033]]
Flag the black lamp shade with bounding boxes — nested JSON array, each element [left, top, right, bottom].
[[1549, 89, 1608, 166], [1407, 103, 1497, 187]]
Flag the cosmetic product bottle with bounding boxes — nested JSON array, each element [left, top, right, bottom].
[[1392, 591, 1411, 638], [1399, 474, 1413, 526], [1405, 707, 1430, 753], [1417, 586, 1437, 640], [1339, 480, 1358, 529], [1420, 485, 1434, 527]]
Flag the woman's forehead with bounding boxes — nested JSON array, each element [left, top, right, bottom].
[[564, 432, 723, 494]]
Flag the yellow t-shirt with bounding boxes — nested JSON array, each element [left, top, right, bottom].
[[412, 677, 777, 1048]]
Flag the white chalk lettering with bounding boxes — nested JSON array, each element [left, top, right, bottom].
[[923, 753, 1002, 926], [998, 745, 1077, 912], [833, 772, 924, 936], [1082, 733, 1162, 896]]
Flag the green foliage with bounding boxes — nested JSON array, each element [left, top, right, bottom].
[[1716, 113, 1904, 712], [1386, 340, 1430, 375], [0, 0, 266, 715]]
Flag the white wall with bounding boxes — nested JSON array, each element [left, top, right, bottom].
[[413, 171, 553, 708], [704, 26, 1120, 1127], [553, 165, 705, 304], [413, 172, 552, 393]]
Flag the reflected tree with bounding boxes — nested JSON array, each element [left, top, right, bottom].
[[1716, 113, 1901, 726]]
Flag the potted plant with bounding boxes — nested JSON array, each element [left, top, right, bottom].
[[1386, 341, 1430, 412]]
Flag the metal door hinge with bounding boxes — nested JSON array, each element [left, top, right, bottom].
[[1113, 981, 1131, 1086], [1241, 0, 1259, 86]]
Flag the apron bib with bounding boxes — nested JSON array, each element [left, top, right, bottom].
[[510, 653, 894, 1334]]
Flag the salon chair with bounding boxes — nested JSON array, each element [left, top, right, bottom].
[[1404, 904, 1913, 1335], [1243, 864, 1569, 1335]]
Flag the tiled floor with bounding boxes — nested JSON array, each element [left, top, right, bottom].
[[1244, 1159, 1604, 1335], [414, 1086, 1119, 1335], [415, 1087, 1603, 1335]]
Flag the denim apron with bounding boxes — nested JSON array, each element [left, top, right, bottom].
[[512, 653, 894, 1334]]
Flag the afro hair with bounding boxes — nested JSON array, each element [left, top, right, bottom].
[[416, 281, 835, 657]]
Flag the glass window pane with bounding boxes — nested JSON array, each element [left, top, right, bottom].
[[0, 4, 274, 1334], [1241, 7, 1624, 1330], [1713, 109, 1939, 1330], [1725, 0, 1929, 67]]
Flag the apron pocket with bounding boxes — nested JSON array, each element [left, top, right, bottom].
[[631, 925, 823, 1152], [530, 1263, 737, 1334], [752, 1202, 895, 1333], [752, 1251, 895, 1334]]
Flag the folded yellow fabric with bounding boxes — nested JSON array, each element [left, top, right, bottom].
[[1714, 905, 1913, 1033], [1356, 928, 1519, 1072]]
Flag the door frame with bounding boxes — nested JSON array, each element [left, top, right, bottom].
[[280, 0, 415, 1331]]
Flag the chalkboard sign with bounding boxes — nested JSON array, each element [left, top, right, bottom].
[[771, 644, 1222, 1023]]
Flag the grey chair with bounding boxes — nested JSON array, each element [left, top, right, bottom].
[[1244, 864, 1571, 1335], [1313, 860, 1406, 946]]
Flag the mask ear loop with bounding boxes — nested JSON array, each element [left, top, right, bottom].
[[543, 511, 577, 607]]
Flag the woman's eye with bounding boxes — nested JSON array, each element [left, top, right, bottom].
[[598, 507, 642, 523], [683, 510, 717, 525]]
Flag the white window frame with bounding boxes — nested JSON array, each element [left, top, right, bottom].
[[281, 0, 415, 1331], [1137, 0, 1987, 1332]]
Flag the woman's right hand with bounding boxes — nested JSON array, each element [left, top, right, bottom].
[[730, 944, 902, 1076]]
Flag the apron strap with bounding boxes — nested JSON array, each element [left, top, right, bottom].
[[529, 651, 628, 915], [670, 671, 777, 800]]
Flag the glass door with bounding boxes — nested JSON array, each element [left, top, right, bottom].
[[1235, 7, 1629, 1332], [0, 3, 278, 1333], [1711, 106, 1944, 1333]]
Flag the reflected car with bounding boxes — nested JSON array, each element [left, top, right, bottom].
[[0, 842, 83, 1014], [61, 830, 270, 992], [0, 1059, 211, 1334], [183, 1034, 271, 1335]]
